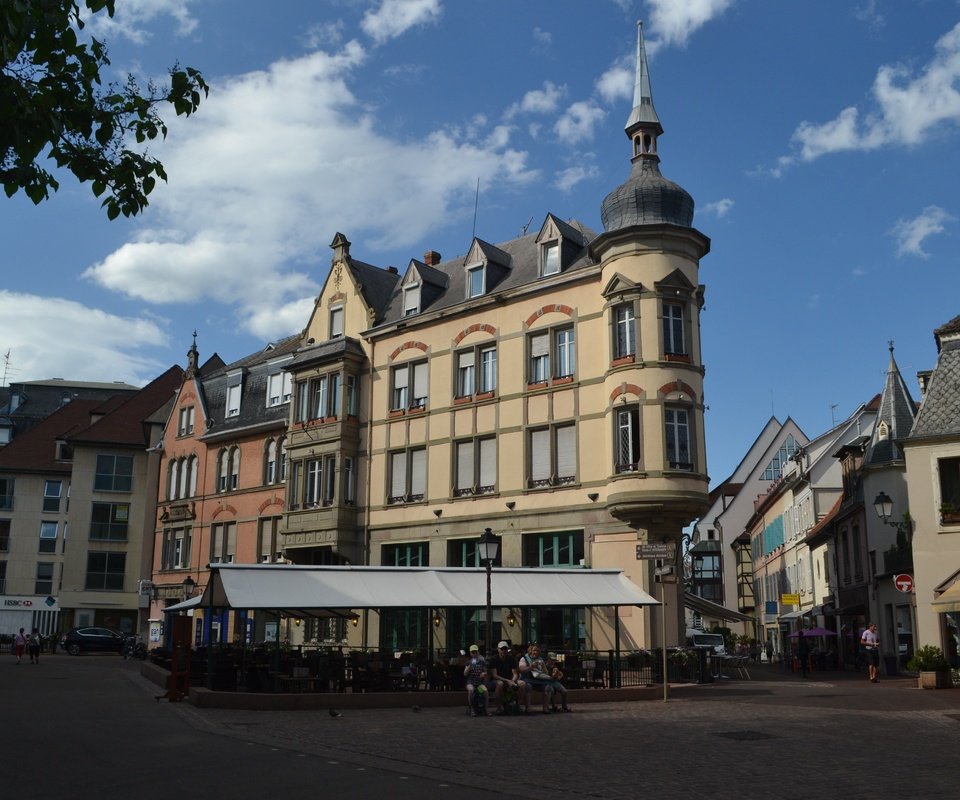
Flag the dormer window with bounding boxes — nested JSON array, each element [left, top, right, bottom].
[[329, 306, 344, 338], [467, 265, 485, 299], [225, 370, 245, 418], [541, 242, 560, 276], [877, 421, 889, 440], [226, 384, 241, 417], [403, 284, 420, 316]]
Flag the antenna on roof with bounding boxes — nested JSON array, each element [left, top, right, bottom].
[[1, 349, 15, 388], [521, 216, 533, 236], [830, 403, 838, 427], [471, 177, 480, 240]]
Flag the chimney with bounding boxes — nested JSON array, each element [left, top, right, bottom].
[[423, 250, 441, 266], [386, 265, 398, 274]]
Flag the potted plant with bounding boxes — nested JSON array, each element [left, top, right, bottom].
[[940, 501, 960, 525], [907, 645, 953, 689]]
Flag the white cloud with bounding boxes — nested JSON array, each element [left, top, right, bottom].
[[505, 81, 566, 119], [0, 292, 167, 385], [85, 0, 199, 44], [82, 40, 536, 342], [596, 62, 633, 104], [303, 20, 346, 50], [890, 205, 955, 258], [554, 164, 599, 192], [554, 101, 606, 145], [533, 27, 552, 47], [791, 22, 960, 161], [701, 198, 734, 218], [647, 0, 735, 48], [361, 0, 442, 44], [853, 0, 885, 33]]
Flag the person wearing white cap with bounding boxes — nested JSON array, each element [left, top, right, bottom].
[[487, 640, 527, 714], [463, 644, 488, 716]]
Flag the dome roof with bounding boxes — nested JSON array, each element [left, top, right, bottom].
[[600, 158, 694, 231]]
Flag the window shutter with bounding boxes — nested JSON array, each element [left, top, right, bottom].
[[556, 425, 576, 480], [531, 429, 550, 483], [412, 362, 429, 403], [530, 332, 549, 357], [226, 523, 237, 561], [390, 452, 406, 499], [393, 365, 409, 391], [456, 441, 474, 491], [479, 438, 496, 487], [410, 449, 426, 497]]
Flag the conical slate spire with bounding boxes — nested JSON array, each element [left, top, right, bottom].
[[625, 21, 662, 136], [600, 21, 694, 231], [864, 341, 918, 466]]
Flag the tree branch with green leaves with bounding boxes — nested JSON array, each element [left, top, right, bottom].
[[1, 0, 208, 219]]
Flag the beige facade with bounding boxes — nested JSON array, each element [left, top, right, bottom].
[[281, 26, 713, 654]]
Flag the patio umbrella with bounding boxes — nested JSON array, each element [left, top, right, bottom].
[[789, 627, 837, 637]]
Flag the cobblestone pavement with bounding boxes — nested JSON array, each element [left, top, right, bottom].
[[161, 666, 960, 800]]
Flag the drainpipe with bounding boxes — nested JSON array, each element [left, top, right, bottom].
[[361, 335, 376, 650]]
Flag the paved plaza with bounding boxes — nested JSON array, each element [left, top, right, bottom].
[[3, 654, 958, 799]]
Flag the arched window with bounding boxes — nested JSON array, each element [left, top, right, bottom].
[[168, 460, 179, 500], [218, 449, 229, 492], [229, 447, 240, 490], [188, 455, 198, 497], [178, 457, 189, 498], [265, 439, 277, 484]]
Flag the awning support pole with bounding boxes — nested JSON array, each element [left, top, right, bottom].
[[614, 606, 621, 689]]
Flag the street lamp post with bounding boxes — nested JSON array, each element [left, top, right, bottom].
[[182, 575, 196, 602], [478, 528, 500, 656]]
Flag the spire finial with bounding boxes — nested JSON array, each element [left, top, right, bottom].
[[625, 20, 662, 159]]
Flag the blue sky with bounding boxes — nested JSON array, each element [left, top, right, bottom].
[[2, 0, 959, 486]]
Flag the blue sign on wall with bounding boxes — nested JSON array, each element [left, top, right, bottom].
[[765, 601, 778, 615]]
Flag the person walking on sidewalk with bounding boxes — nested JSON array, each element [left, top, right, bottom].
[[861, 623, 880, 683], [13, 628, 27, 664], [796, 631, 809, 678], [28, 628, 42, 664]]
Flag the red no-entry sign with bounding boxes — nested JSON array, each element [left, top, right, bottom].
[[893, 573, 914, 593]]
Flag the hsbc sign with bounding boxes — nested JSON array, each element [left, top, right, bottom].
[[3, 598, 33, 607]]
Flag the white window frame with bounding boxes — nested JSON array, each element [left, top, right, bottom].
[[391, 360, 428, 411], [528, 326, 575, 384], [467, 265, 485, 299], [615, 407, 642, 473], [226, 384, 241, 418], [266, 371, 292, 407], [614, 303, 637, 359], [454, 437, 497, 497], [528, 423, 577, 488], [329, 305, 344, 337], [178, 406, 195, 436], [541, 241, 560, 276], [403, 284, 420, 316], [388, 448, 427, 504], [663, 302, 686, 356], [665, 406, 693, 471]]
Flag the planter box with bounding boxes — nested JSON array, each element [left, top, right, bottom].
[[918, 669, 952, 689]]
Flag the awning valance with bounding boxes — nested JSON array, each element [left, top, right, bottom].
[[932, 581, 960, 614], [684, 591, 753, 622], [174, 564, 659, 614]]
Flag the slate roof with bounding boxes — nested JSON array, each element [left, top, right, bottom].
[[910, 319, 960, 441], [0, 399, 105, 474], [600, 158, 695, 230], [375, 219, 598, 326], [348, 259, 401, 322], [67, 366, 182, 447], [289, 336, 367, 370], [863, 347, 917, 466], [200, 335, 301, 440], [0, 379, 139, 443]]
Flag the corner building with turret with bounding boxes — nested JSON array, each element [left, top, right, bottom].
[[283, 24, 710, 654]]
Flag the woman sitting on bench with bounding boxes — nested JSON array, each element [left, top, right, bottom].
[[518, 642, 555, 713]]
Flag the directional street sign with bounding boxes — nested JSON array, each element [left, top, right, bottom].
[[893, 573, 914, 593], [636, 543, 675, 560]]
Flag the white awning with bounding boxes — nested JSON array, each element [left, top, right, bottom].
[[684, 591, 754, 623], [182, 564, 659, 612], [932, 581, 960, 614]]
